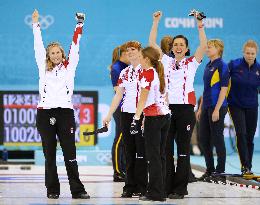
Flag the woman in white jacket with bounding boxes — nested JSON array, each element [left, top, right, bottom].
[[32, 9, 89, 199], [149, 10, 207, 199]]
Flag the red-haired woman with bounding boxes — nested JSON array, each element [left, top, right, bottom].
[[103, 41, 147, 197]]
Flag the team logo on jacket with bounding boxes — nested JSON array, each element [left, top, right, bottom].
[[256, 71, 259, 76], [50, 117, 56, 125], [187, 124, 191, 131]]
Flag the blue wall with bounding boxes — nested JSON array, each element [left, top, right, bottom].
[[1, 0, 260, 87], [0, 0, 260, 152]]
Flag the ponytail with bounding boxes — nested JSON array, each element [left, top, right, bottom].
[[156, 61, 165, 93], [110, 46, 120, 70], [160, 35, 174, 55], [142, 47, 165, 94], [110, 43, 128, 70]]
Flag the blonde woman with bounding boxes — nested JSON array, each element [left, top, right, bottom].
[[197, 39, 229, 183], [110, 44, 129, 182], [32, 9, 89, 199], [228, 40, 260, 175]]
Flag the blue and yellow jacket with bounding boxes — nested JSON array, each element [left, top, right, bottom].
[[203, 58, 230, 109]]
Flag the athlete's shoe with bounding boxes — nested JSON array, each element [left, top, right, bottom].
[[139, 195, 166, 202], [198, 172, 212, 182], [113, 174, 125, 182], [47, 193, 59, 199], [132, 192, 144, 197], [121, 191, 133, 198], [241, 167, 253, 175], [72, 191, 90, 199], [211, 175, 226, 184], [168, 193, 184, 199]]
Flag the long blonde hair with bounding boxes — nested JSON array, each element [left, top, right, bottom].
[[141, 47, 165, 93], [46, 42, 66, 71], [110, 43, 128, 67], [161, 35, 173, 55]]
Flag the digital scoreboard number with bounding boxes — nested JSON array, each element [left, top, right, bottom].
[[0, 91, 98, 148]]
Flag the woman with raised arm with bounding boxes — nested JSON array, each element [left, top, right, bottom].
[[103, 41, 147, 197], [149, 10, 207, 199], [131, 46, 171, 202], [32, 9, 90, 199], [228, 40, 260, 175]]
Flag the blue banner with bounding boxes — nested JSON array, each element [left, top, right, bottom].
[[1, 0, 260, 87]]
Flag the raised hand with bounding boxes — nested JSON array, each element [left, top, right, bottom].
[[153, 11, 162, 22], [32, 9, 39, 23], [196, 11, 206, 21], [188, 9, 206, 21], [75, 12, 86, 23]]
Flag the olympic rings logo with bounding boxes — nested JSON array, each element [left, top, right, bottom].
[[24, 14, 54, 30], [96, 152, 111, 164]]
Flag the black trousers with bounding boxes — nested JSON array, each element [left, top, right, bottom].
[[144, 114, 170, 200], [165, 104, 196, 195], [229, 106, 258, 170], [121, 112, 147, 194], [36, 108, 85, 195], [111, 106, 125, 176], [200, 106, 227, 173]]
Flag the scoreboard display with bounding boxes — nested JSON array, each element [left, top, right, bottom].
[[0, 91, 98, 148]]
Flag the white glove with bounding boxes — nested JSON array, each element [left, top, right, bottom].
[[75, 12, 86, 23]]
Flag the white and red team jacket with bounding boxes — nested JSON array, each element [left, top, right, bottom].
[[139, 67, 170, 116], [117, 64, 142, 113], [33, 22, 83, 109], [162, 54, 200, 106]]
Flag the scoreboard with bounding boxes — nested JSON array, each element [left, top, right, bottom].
[[0, 91, 98, 148]]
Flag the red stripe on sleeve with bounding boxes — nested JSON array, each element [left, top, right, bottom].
[[63, 60, 69, 68], [73, 26, 83, 44]]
